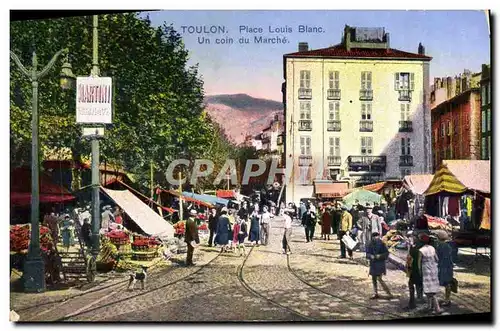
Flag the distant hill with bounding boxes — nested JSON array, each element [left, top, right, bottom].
[[204, 94, 283, 145], [204, 94, 283, 111]]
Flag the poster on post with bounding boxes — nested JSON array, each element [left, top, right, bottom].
[[76, 76, 113, 124]]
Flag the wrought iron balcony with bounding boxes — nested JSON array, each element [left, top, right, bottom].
[[327, 120, 341, 131], [298, 119, 312, 131], [359, 89, 373, 100], [399, 155, 414, 166], [398, 89, 412, 101], [399, 121, 413, 132], [298, 88, 312, 99], [298, 155, 313, 166], [327, 155, 342, 166], [359, 120, 373, 132], [347, 155, 387, 172], [327, 89, 341, 100]]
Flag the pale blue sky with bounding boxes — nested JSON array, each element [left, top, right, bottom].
[[143, 10, 490, 101]]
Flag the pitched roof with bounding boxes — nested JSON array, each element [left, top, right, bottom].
[[284, 44, 432, 61]]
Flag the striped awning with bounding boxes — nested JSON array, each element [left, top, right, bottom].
[[423, 165, 467, 196]]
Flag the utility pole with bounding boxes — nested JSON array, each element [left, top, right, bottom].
[[178, 171, 183, 221]]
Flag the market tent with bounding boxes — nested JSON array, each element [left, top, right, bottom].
[[314, 182, 349, 198], [216, 190, 236, 199], [166, 190, 214, 208], [360, 182, 386, 193], [102, 188, 174, 240], [10, 168, 76, 206], [182, 192, 229, 207], [403, 174, 434, 195], [424, 160, 490, 196], [342, 189, 382, 209]]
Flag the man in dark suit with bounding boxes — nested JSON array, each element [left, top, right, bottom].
[[185, 209, 200, 266]]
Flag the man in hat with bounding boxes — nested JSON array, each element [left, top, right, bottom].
[[339, 204, 353, 258], [185, 209, 200, 266], [81, 218, 92, 248], [411, 208, 429, 232], [282, 208, 294, 254], [366, 232, 393, 299], [302, 203, 317, 242], [405, 232, 424, 309], [101, 205, 115, 230]]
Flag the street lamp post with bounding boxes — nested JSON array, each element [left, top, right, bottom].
[[10, 48, 70, 292]]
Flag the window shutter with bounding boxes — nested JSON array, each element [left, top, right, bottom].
[[407, 138, 411, 155], [335, 71, 340, 89], [410, 73, 415, 90], [335, 138, 340, 155], [361, 72, 366, 90], [306, 71, 310, 88], [335, 102, 340, 119], [329, 102, 334, 111], [367, 138, 373, 154], [401, 138, 405, 155], [367, 72, 372, 90], [329, 71, 333, 89], [329, 137, 334, 146], [395, 73, 400, 90]]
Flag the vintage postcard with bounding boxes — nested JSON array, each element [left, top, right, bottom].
[[9, 10, 491, 322]]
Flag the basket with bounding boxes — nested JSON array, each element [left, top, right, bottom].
[[110, 237, 130, 245], [132, 251, 157, 261]]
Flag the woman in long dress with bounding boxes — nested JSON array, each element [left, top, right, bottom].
[[320, 206, 332, 240], [61, 215, 75, 252], [215, 208, 231, 253], [418, 233, 442, 314], [248, 205, 261, 246], [436, 230, 454, 306]]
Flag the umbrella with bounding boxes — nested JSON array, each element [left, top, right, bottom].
[[342, 189, 382, 209]]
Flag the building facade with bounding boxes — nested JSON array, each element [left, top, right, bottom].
[[480, 64, 491, 160], [430, 70, 481, 171], [283, 26, 432, 203]]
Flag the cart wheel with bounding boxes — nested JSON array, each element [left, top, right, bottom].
[[86, 256, 96, 283]]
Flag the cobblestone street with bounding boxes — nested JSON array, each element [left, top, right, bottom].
[[10, 217, 491, 322]]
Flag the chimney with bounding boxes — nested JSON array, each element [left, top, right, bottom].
[[385, 32, 390, 48], [418, 42, 425, 55], [298, 42, 308, 52], [344, 25, 351, 51]]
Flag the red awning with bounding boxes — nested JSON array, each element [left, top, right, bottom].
[[314, 182, 350, 198], [216, 190, 235, 198], [10, 168, 76, 206]]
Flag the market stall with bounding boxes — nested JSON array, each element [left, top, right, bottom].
[[396, 174, 434, 220], [423, 160, 490, 256], [313, 181, 350, 202]]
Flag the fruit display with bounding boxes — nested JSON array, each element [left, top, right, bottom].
[[10, 224, 53, 253], [198, 223, 208, 231], [173, 221, 186, 236], [106, 230, 130, 245]]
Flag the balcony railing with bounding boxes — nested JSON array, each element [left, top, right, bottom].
[[398, 89, 412, 101], [359, 120, 373, 132], [399, 121, 413, 132], [298, 88, 312, 99], [399, 155, 414, 166], [327, 155, 342, 166], [327, 120, 341, 131], [327, 89, 341, 100], [299, 155, 313, 166], [298, 119, 312, 131], [359, 89, 373, 100], [347, 155, 387, 172]]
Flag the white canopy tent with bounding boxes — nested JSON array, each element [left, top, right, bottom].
[[102, 188, 174, 240]]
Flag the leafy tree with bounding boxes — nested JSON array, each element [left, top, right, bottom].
[[10, 13, 236, 193]]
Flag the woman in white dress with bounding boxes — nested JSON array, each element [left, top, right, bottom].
[[418, 233, 442, 314]]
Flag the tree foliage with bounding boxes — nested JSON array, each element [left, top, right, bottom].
[[10, 13, 239, 192]]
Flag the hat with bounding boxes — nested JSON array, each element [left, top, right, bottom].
[[377, 210, 384, 215], [340, 204, 348, 210], [103, 205, 111, 210], [365, 203, 373, 209], [221, 207, 228, 213], [418, 233, 430, 244], [435, 230, 450, 241], [371, 232, 380, 238], [190, 209, 197, 216], [64, 214, 70, 218]]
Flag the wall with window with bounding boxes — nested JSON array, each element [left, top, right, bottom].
[[285, 57, 429, 203]]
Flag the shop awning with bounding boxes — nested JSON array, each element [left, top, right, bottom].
[[167, 190, 214, 208], [360, 182, 386, 193], [314, 182, 349, 198], [424, 160, 490, 196], [102, 188, 174, 240], [403, 174, 434, 195], [10, 168, 76, 206], [216, 190, 236, 199], [182, 192, 229, 207]]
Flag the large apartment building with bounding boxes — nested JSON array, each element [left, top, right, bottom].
[[282, 26, 432, 203], [430, 70, 482, 171]]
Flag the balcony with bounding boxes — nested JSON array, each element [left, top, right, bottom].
[[327, 155, 342, 166], [359, 120, 373, 132], [298, 119, 312, 131], [399, 155, 414, 166], [298, 88, 312, 99], [398, 89, 412, 101], [359, 89, 373, 101], [327, 120, 341, 131], [347, 155, 387, 172], [399, 121, 413, 132], [298, 155, 313, 166], [327, 89, 341, 100]]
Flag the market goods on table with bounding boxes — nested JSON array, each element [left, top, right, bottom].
[[10, 224, 54, 253], [425, 214, 452, 231]]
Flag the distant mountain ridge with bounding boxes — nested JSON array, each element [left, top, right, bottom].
[[204, 94, 282, 111], [204, 94, 283, 145]]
